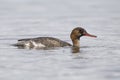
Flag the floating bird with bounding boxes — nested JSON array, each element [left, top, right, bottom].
[[14, 27, 97, 49]]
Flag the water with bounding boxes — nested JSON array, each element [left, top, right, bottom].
[[0, 0, 120, 80]]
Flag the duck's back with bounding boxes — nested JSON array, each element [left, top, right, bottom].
[[15, 37, 72, 48]]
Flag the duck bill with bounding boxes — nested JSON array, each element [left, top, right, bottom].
[[84, 33, 97, 38]]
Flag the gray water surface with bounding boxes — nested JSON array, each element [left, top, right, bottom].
[[0, 0, 120, 80]]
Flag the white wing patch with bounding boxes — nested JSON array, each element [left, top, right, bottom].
[[17, 40, 46, 48], [31, 41, 45, 48]]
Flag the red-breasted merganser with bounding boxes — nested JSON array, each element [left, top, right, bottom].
[[14, 27, 97, 49]]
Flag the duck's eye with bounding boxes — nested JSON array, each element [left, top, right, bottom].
[[79, 29, 84, 33]]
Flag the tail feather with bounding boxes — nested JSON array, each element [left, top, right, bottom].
[[12, 43, 24, 47]]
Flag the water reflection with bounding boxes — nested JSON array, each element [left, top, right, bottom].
[[15, 45, 58, 50], [15, 44, 80, 53], [71, 46, 80, 53]]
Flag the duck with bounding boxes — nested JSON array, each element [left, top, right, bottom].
[[14, 27, 97, 49]]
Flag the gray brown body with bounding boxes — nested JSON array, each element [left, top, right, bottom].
[[15, 37, 72, 48]]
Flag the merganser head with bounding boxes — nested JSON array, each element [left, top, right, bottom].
[[70, 27, 97, 47]]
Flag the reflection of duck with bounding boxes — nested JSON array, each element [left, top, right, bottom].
[[14, 27, 97, 49]]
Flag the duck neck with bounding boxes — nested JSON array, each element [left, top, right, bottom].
[[72, 39, 80, 47]]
